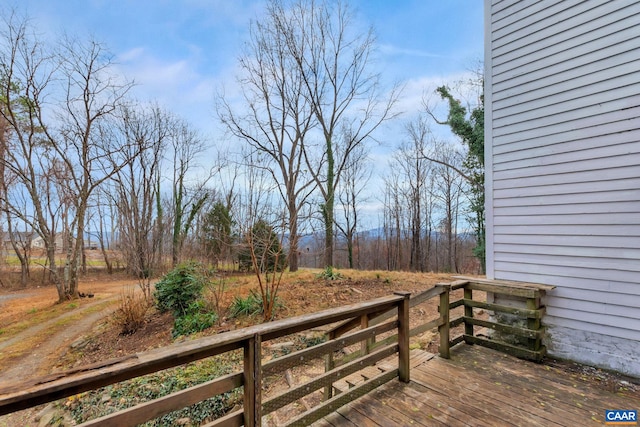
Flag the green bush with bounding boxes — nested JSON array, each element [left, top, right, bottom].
[[229, 290, 264, 317], [154, 263, 220, 337], [316, 266, 343, 280], [172, 301, 218, 338], [229, 288, 283, 318], [154, 262, 207, 317]]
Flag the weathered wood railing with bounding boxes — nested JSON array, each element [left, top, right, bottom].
[[438, 277, 555, 361], [324, 284, 449, 398], [0, 278, 555, 426], [0, 292, 410, 426]]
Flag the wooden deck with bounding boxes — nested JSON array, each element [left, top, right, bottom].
[[312, 344, 639, 426]]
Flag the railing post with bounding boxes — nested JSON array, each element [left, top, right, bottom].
[[394, 291, 411, 383], [360, 314, 370, 355], [464, 286, 474, 339], [527, 293, 542, 352], [438, 284, 451, 359], [323, 330, 336, 400], [244, 333, 262, 427]]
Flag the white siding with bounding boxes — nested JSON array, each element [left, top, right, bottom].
[[486, 0, 640, 377]]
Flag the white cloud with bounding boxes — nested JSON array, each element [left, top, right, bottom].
[[113, 47, 220, 132], [379, 44, 445, 59], [117, 47, 145, 63]]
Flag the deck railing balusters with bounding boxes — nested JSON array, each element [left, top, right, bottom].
[[1, 278, 554, 426]]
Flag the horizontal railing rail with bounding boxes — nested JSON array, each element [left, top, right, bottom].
[[323, 284, 448, 399], [0, 292, 411, 427], [325, 284, 447, 341], [439, 277, 554, 361]]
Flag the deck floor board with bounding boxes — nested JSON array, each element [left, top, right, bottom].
[[376, 382, 477, 426], [312, 344, 638, 426]]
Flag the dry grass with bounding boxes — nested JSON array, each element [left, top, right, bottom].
[[0, 300, 115, 367], [0, 275, 136, 328], [0, 268, 463, 378], [209, 268, 456, 326], [112, 286, 150, 335]]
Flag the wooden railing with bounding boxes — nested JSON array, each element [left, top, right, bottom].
[[0, 278, 554, 426], [0, 292, 411, 427], [438, 277, 554, 361], [324, 284, 449, 398]]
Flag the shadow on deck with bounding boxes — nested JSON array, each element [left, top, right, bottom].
[[313, 344, 639, 427]]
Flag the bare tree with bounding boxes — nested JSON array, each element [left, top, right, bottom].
[[217, 2, 317, 272], [219, 0, 399, 269], [431, 144, 466, 273], [280, 0, 398, 266], [389, 117, 437, 272], [0, 89, 32, 286], [335, 144, 371, 269], [0, 12, 66, 297], [4, 211, 32, 287], [89, 190, 115, 274], [1, 12, 137, 301], [166, 118, 211, 268], [112, 103, 167, 299], [48, 36, 134, 299], [236, 150, 286, 321], [382, 171, 405, 271]]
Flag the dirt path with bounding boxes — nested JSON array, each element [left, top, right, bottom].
[[0, 297, 116, 353], [0, 302, 118, 386], [0, 292, 33, 305], [0, 278, 139, 387]]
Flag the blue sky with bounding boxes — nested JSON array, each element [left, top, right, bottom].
[[19, 0, 484, 144]]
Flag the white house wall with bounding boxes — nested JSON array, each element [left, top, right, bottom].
[[485, 0, 640, 376]]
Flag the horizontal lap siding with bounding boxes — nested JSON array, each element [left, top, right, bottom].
[[487, 0, 640, 375]]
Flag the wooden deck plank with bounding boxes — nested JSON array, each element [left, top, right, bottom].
[[396, 381, 510, 427], [372, 381, 468, 426], [416, 352, 594, 426], [345, 392, 438, 427], [327, 346, 635, 427], [412, 366, 559, 427], [480, 348, 639, 404], [448, 345, 637, 419], [306, 418, 332, 427], [376, 349, 435, 372], [333, 402, 382, 426], [447, 347, 604, 419], [408, 348, 436, 367], [311, 410, 359, 427]]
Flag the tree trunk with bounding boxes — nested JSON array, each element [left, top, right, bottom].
[[10, 242, 28, 288], [346, 229, 354, 269], [322, 198, 334, 267], [82, 246, 87, 274], [288, 213, 299, 272], [172, 176, 184, 268], [67, 198, 88, 300], [323, 136, 335, 267], [98, 217, 113, 274], [48, 244, 65, 302]]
